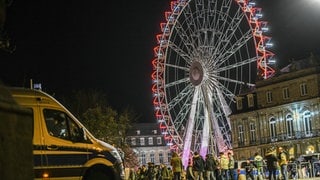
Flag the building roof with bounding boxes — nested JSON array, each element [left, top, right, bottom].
[[127, 123, 161, 136]]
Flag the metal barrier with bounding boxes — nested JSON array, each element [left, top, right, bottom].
[[298, 162, 311, 179], [288, 162, 298, 179], [312, 161, 320, 177]]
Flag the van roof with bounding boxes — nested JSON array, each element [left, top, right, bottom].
[[8, 87, 62, 108]]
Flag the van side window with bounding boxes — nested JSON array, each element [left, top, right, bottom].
[[43, 109, 85, 142]]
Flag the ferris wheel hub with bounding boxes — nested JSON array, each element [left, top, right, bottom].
[[189, 61, 204, 86]]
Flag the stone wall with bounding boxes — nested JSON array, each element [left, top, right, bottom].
[[0, 81, 33, 179]]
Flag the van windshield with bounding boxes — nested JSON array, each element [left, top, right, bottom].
[[44, 109, 90, 143]]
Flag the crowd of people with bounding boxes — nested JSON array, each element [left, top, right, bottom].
[[127, 146, 320, 180], [127, 150, 236, 180], [241, 146, 289, 180]]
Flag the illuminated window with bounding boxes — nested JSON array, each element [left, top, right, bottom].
[[306, 145, 315, 154], [168, 152, 172, 162], [150, 152, 155, 163], [249, 123, 256, 143], [140, 152, 146, 165], [269, 117, 277, 141], [159, 152, 164, 164], [303, 111, 312, 137], [236, 97, 243, 110], [131, 138, 136, 146], [148, 137, 153, 145], [286, 114, 294, 138], [238, 125, 244, 144], [157, 137, 162, 144], [283, 87, 289, 99], [140, 137, 145, 146], [300, 83, 308, 96], [247, 94, 254, 107], [266, 91, 272, 103]]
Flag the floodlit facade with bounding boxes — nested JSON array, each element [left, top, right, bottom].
[[125, 123, 171, 166], [230, 54, 320, 160]]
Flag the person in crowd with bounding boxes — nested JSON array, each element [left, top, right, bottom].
[[254, 152, 264, 180], [128, 168, 137, 180], [243, 159, 255, 180], [219, 152, 229, 180], [186, 159, 195, 180], [278, 147, 288, 180], [137, 165, 148, 180], [160, 163, 171, 180], [228, 152, 235, 180], [265, 147, 279, 180], [205, 154, 217, 180], [171, 151, 183, 180], [193, 151, 205, 180], [146, 162, 157, 180]]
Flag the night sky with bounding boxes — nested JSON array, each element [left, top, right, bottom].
[[0, 0, 320, 122]]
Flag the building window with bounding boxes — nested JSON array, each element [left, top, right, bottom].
[[303, 111, 312, 137], [148, 137, 153, 145], [249, 123, 256, 143], [236, 97, 243, 110], [286, 114, 294, 138], [238, 125, 244, 145], [136, 130, 140, 135], [283, 87, 289, 99], [150, 152, 155, 163], [140, 152, 146, 165], [266, 91, 272, 103], [131, 138, 136, 146], [140, 137, 145, 146], [159, 152, 164, 164], [300, 83, 308, 96], [247, 94, 254, 107], [157, 137, 162, 144], [168, 152, 172, 163], [152, 130, 157, 134], [269, 117, 277, 141]]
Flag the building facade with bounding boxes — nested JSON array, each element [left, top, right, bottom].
[[125, 123, 171, 166], [230, 55, 320, 161]]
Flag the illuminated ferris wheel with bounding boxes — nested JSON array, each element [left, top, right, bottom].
[[151, 0, 275, 167]]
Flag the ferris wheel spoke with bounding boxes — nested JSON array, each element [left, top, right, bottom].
[[174, 22, 198, 57], [213, 74, 255, 87], [212, 8, 245, 57], [167, 83, 194, 110], [165, 77, 190, 89], [213, 0, 232, 34], [172, 94, 193, 131], [211, 82, 235, 103], [215, 56, 257, 73], [215, 29, 253, 67], [168, 41, 193, 65], [165, 62, 190, 72]]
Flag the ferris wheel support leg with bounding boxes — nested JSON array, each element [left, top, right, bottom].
[[182, 87, 200, 169]]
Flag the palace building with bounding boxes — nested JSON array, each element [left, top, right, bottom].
[[230, 54, 320, 160]]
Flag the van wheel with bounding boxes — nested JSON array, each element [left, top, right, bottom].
[[83, 166, 111, 180]]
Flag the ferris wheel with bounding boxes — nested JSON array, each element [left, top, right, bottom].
[[151, 0, 275, 167]]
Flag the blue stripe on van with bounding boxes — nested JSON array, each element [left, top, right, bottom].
[[34, 145, 117, 166]]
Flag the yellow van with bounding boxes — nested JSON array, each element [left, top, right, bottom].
[[8, 87, 125, 180]]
